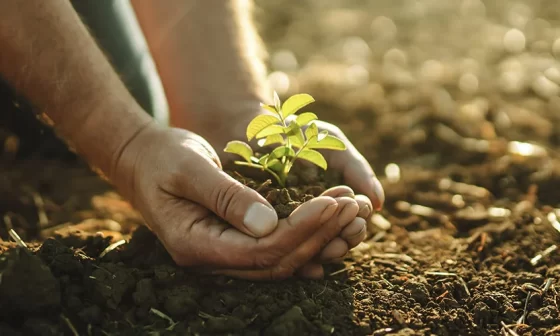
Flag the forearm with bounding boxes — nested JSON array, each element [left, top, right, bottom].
[[131, 0, 269, 133], [0, 1, 152, 179]]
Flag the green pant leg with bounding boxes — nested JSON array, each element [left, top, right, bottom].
[[71, 0, 169, 125]]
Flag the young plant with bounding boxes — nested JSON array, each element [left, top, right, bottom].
[[224, 92, 346, 187]]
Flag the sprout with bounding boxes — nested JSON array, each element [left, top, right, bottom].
[[224, 92, 346, 187]]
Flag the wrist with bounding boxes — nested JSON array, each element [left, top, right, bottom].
[[57, 91, 154, 181]]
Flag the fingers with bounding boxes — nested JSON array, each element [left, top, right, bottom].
[[173, 160, 278, 237], [316, 216, 367, 265], [355, 195, 373, 219], [177, 131, 223, 168], [304, 217, 365, 268], [328, 150, 385, 211], [321, 186, 355, 199], [184, 196, 338, 270], [318, 237, 348, 261], [314, 122, 385, 210], [321, 187, 373, 219], [340, 217, 367, 248], [218, 197, 358, 280], [296, 263, 324, 280]]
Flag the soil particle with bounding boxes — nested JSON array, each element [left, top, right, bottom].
[[162, 285, 200, 317], [132, 278, 157, 307], [264, 306, 318, 336], [203, 315, 247, 334], [22, 317, 61, 336], [0, 247, 60, 317], [37, 238, 89, 276], [526, 306, 560, 327], [89, 262, 136, 309], [403, 280, 430, 305], [77, 304, 102, 325]]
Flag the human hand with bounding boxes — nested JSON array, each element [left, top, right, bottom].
[[197, 109, 383, 272], [110, 123, 363, 280], [200, 108, 385, 212]]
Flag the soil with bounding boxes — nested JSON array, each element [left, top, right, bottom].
[[1, 0, 560, 335]]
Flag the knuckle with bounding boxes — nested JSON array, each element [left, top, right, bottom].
[[318, 234, 336, 251], [211, 180, 245, 218]]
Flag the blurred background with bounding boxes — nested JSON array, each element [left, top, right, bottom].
[[253, 0, 560, 171], [2, 0, 560, 172]]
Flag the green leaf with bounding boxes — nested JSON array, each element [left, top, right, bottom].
[[288, 133, 305, 148], [269, 146, 296, 160], [285, 121, 305, 147], [273, 91, 282, 112], [255, 124, 285, 139], [257, 134, 285, 147], [317, 130, 328, 141], [246, 115, 280, 141], [266, 158, 283, 172], [307, 135, 347, 150], [281, 93, 315, 118], [298, 149, 327, 170], [224, 141, 253, 162], [258, 154, 270, 165], [260, 103, 278, 115], [295, 112, 318, 126], [304, 122, 319, 140]]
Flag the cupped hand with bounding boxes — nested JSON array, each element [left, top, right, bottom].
[[307, 120, 385, 211], [199, 110, 384, 274], [110, 122, 362, 280], [203, 109, 385, 211]]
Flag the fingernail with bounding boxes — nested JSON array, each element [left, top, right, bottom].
[[372, 178, 385, 210], [244, 202, 278, 237], [319, 202, 339, 223]]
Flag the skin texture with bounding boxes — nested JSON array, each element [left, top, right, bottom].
[[0, 0, 383, 280]]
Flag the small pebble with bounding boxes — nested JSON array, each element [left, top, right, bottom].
[[370, 214, 391, 231], [271, 50, 298, 72], [544, 67, 560, 85], [383, 48, 407, 66], [503, 28, 526, 53], [371, 16, 397, 41], [459, 73, 479, 94], [499, 71, 526, 94], [384, 163, 401, 183], [532, 75, 559, 98]]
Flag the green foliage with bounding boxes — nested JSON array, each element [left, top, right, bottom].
[[223, 92, 347, 187]]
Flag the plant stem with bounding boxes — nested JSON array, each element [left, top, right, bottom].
[[234, 161, 284, 186], [284, 135, 315, 175], [276, 110, 292, 187]]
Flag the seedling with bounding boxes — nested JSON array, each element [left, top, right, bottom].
[[224, 92, 346, 187]]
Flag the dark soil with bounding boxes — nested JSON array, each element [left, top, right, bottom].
[[1, 0, 560, 335], [225, 161, 344, 218]]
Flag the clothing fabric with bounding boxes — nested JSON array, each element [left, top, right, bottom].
[[71, 0, 169, 124]]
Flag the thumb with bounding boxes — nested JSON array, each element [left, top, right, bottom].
[[175, 157, 278, 238]]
